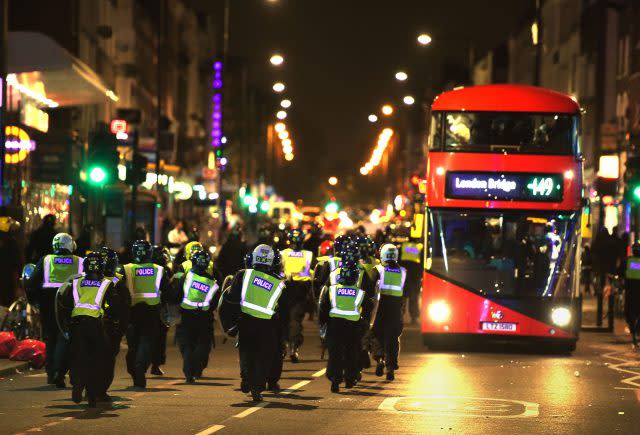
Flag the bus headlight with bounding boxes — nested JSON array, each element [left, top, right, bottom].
[[428, 301, 451, 323], [551, 307, 571, 327]]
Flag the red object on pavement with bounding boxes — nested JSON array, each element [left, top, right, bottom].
[[0, 331, 17, 357], [10, 339, 46, 369]]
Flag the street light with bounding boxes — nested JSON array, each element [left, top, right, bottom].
[[275, 122, 286, 133], [328, 176, 338, 186], [368, 114, 378, 123], [403, 95, 416, 105], [282, 138, 292, 147], [278, 130, 289, 140], [270, 54, 284, 66], [395, 71, 408, 81], [381, 104, 394, 116], [276, 110, 287, 120], [273, 82, 285, 92], [281, 99, 292, 108], [417, 33, 432, 45], [285, 153, 294, 161], [360, 167, 369, 175]]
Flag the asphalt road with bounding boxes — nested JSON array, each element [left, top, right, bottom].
[[0, 320, 639, 435]]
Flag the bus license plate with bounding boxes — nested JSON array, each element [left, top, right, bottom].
[[481, 322, 517, 332]]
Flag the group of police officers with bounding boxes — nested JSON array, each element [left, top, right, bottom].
[[24, 226, 423, 406]]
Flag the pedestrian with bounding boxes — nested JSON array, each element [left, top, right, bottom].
[[281, 229, 315, 363], [398, 236, 423, 325], [592, 227, 617, 326], [319, 259, 373, 393], [219, 244, 287, 402], [371, 244, 406, 381], [98, 247, 130, 401], [122, 240, 170, 388], [75, 223, 94, 256], [25, 214, 57, 263], [26, 233, 83, 387], [215, 227, 248, 279], [581, 244, 593, 296], [169, 250, 219, 383], [0, 216, 23, 307], [624, 242, 640, 348], [167, 220, 189, 256], [57, 252, 116, 407]]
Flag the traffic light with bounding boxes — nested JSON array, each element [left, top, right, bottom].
[[87, 128, 119, 186], [325, 201, 339, 214], [624, 156, 640, 203], [126, 153, 148, 186]]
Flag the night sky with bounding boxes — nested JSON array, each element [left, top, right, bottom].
[[188, 0, 534, 203]]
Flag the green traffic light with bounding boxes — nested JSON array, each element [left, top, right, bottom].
[[634, 185, 640, 201], [89, 167, 107, 184], [325, 201, 339, 214], [260, 201, 270, 212]]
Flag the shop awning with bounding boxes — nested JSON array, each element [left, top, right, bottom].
[[8, 31, 118, 107]]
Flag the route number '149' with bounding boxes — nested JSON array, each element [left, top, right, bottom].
[[526, 177, 555, 196]]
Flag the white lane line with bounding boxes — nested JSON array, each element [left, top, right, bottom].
[[195, 424, 225, 434], [312, 368, 326, 378], [232, 402, 267, 418], [281, 380, 310, 394]]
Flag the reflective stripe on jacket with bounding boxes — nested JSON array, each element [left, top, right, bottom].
[[240, 269, 285, 319]]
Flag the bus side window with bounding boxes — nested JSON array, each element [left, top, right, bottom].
[[429, 113, 443, 151]]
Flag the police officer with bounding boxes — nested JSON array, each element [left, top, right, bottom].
[[357, 235, 379, 279], [123, 240, 170, 388], [99, 247, 130, 400], [60, 252, 116, 407], [281, 229, 314, 363], [625, 242, 640, 348], [151, 244, 173, 376], [266, 249, 289, 394], [399, 236, 423, 324], [26, 233, 83, 387], [314, 234, 351, 288], [319, 259, 373, 393], [219, 244, 287, 402], [371, 244, 406, 381], [169, 250, 219, 383]]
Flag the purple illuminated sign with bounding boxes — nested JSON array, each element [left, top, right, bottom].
[[211, 60, 223, 149]]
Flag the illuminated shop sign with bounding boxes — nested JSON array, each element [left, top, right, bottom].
[[211, 61, 223, 148], [20, 103, 49, 132], [445, 171, 564, 202], [5, 125, 36, 164]]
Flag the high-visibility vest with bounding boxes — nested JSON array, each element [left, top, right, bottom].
[[317, 255, 342, 273], [181, 260, 215, 276], [328, 284, 365, 321], [281, 248, 313, 282], [43, 255, 84, 288], [181, 271, 219, 310], [626, 257, 640, 280], [240, 269, 285, 320], [123, 263, 163, 306], [361, 258, 380, 277], [375, 264, 406, 297], [329, 267, 365, 287], [71, 277, 110, 318], [105, 272, 123, 286], [400, 242, 422, 264]]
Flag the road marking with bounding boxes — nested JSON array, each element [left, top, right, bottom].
[[312, 368, 326, 378], [232, 402, 267, 418], [378, 396, 540, 418], [600, 350, 640, 388], [281, 380, 310, 394], [195, 424, 225, 434]]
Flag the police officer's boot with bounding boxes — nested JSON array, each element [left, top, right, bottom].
[[240, 380, 251, 393], [72, 384, 83, 404], [330, 380, 340, 393], [267, 382, 281, 394], [375, 360, 384, 377], [251, 389, 263, 402], [151, 364, 164, 376], [290, 344, 299, 363], [386, 370, 395, 381]]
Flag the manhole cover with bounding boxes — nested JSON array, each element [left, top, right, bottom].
[[378, 396, 539, 418]]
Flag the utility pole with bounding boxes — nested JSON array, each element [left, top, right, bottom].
[[154, 0, 165, 242], [0, 0, 8, 207]]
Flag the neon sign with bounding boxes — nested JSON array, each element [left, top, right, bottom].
[[211, 61, 223, 148], [5, 126, 36, 164], [445, 171, 563, 202]]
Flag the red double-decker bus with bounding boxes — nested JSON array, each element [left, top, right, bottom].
[[421, 84, 582, 352]]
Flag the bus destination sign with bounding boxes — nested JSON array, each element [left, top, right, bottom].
[[445, 171, 564, 202]]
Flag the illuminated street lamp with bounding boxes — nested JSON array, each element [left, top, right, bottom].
[[360, 167, 369, 175], [270, 54, 284, 66], [276, 110, 287, 120], [282, 138, 292, 147], [368, 114, 378, 123], [395, 71, 408, 81], [275, 122, 286, 133], [403, 95, 416, 105], [273, 82, 285, 92], [417, 33, 432, 45], [285, 153, 294, 161], [381, 104, 394, 116], [281, 99, 292, 108], [328, 176, 338, 186], [278, 130, 290, 140]]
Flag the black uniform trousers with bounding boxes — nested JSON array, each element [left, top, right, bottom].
[[267, 319, 286, 386], [372, 297, 404, 370], [287, 281, 311, 348], [176, 310, 214, 379], [326, 318, 360, 384], [126, 304, 161, 385], [238, 315, 277, 392], [625, 279, 640, 333], [100, 323, 124, 395], [152, 319, 169, 367], [69, 316, 105, 399], [41, 302, 69, 380]]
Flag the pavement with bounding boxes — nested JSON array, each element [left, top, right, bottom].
[[0, 319, 639, 434]]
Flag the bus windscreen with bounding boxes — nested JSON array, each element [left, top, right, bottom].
[[443, 112, 576, 155]]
